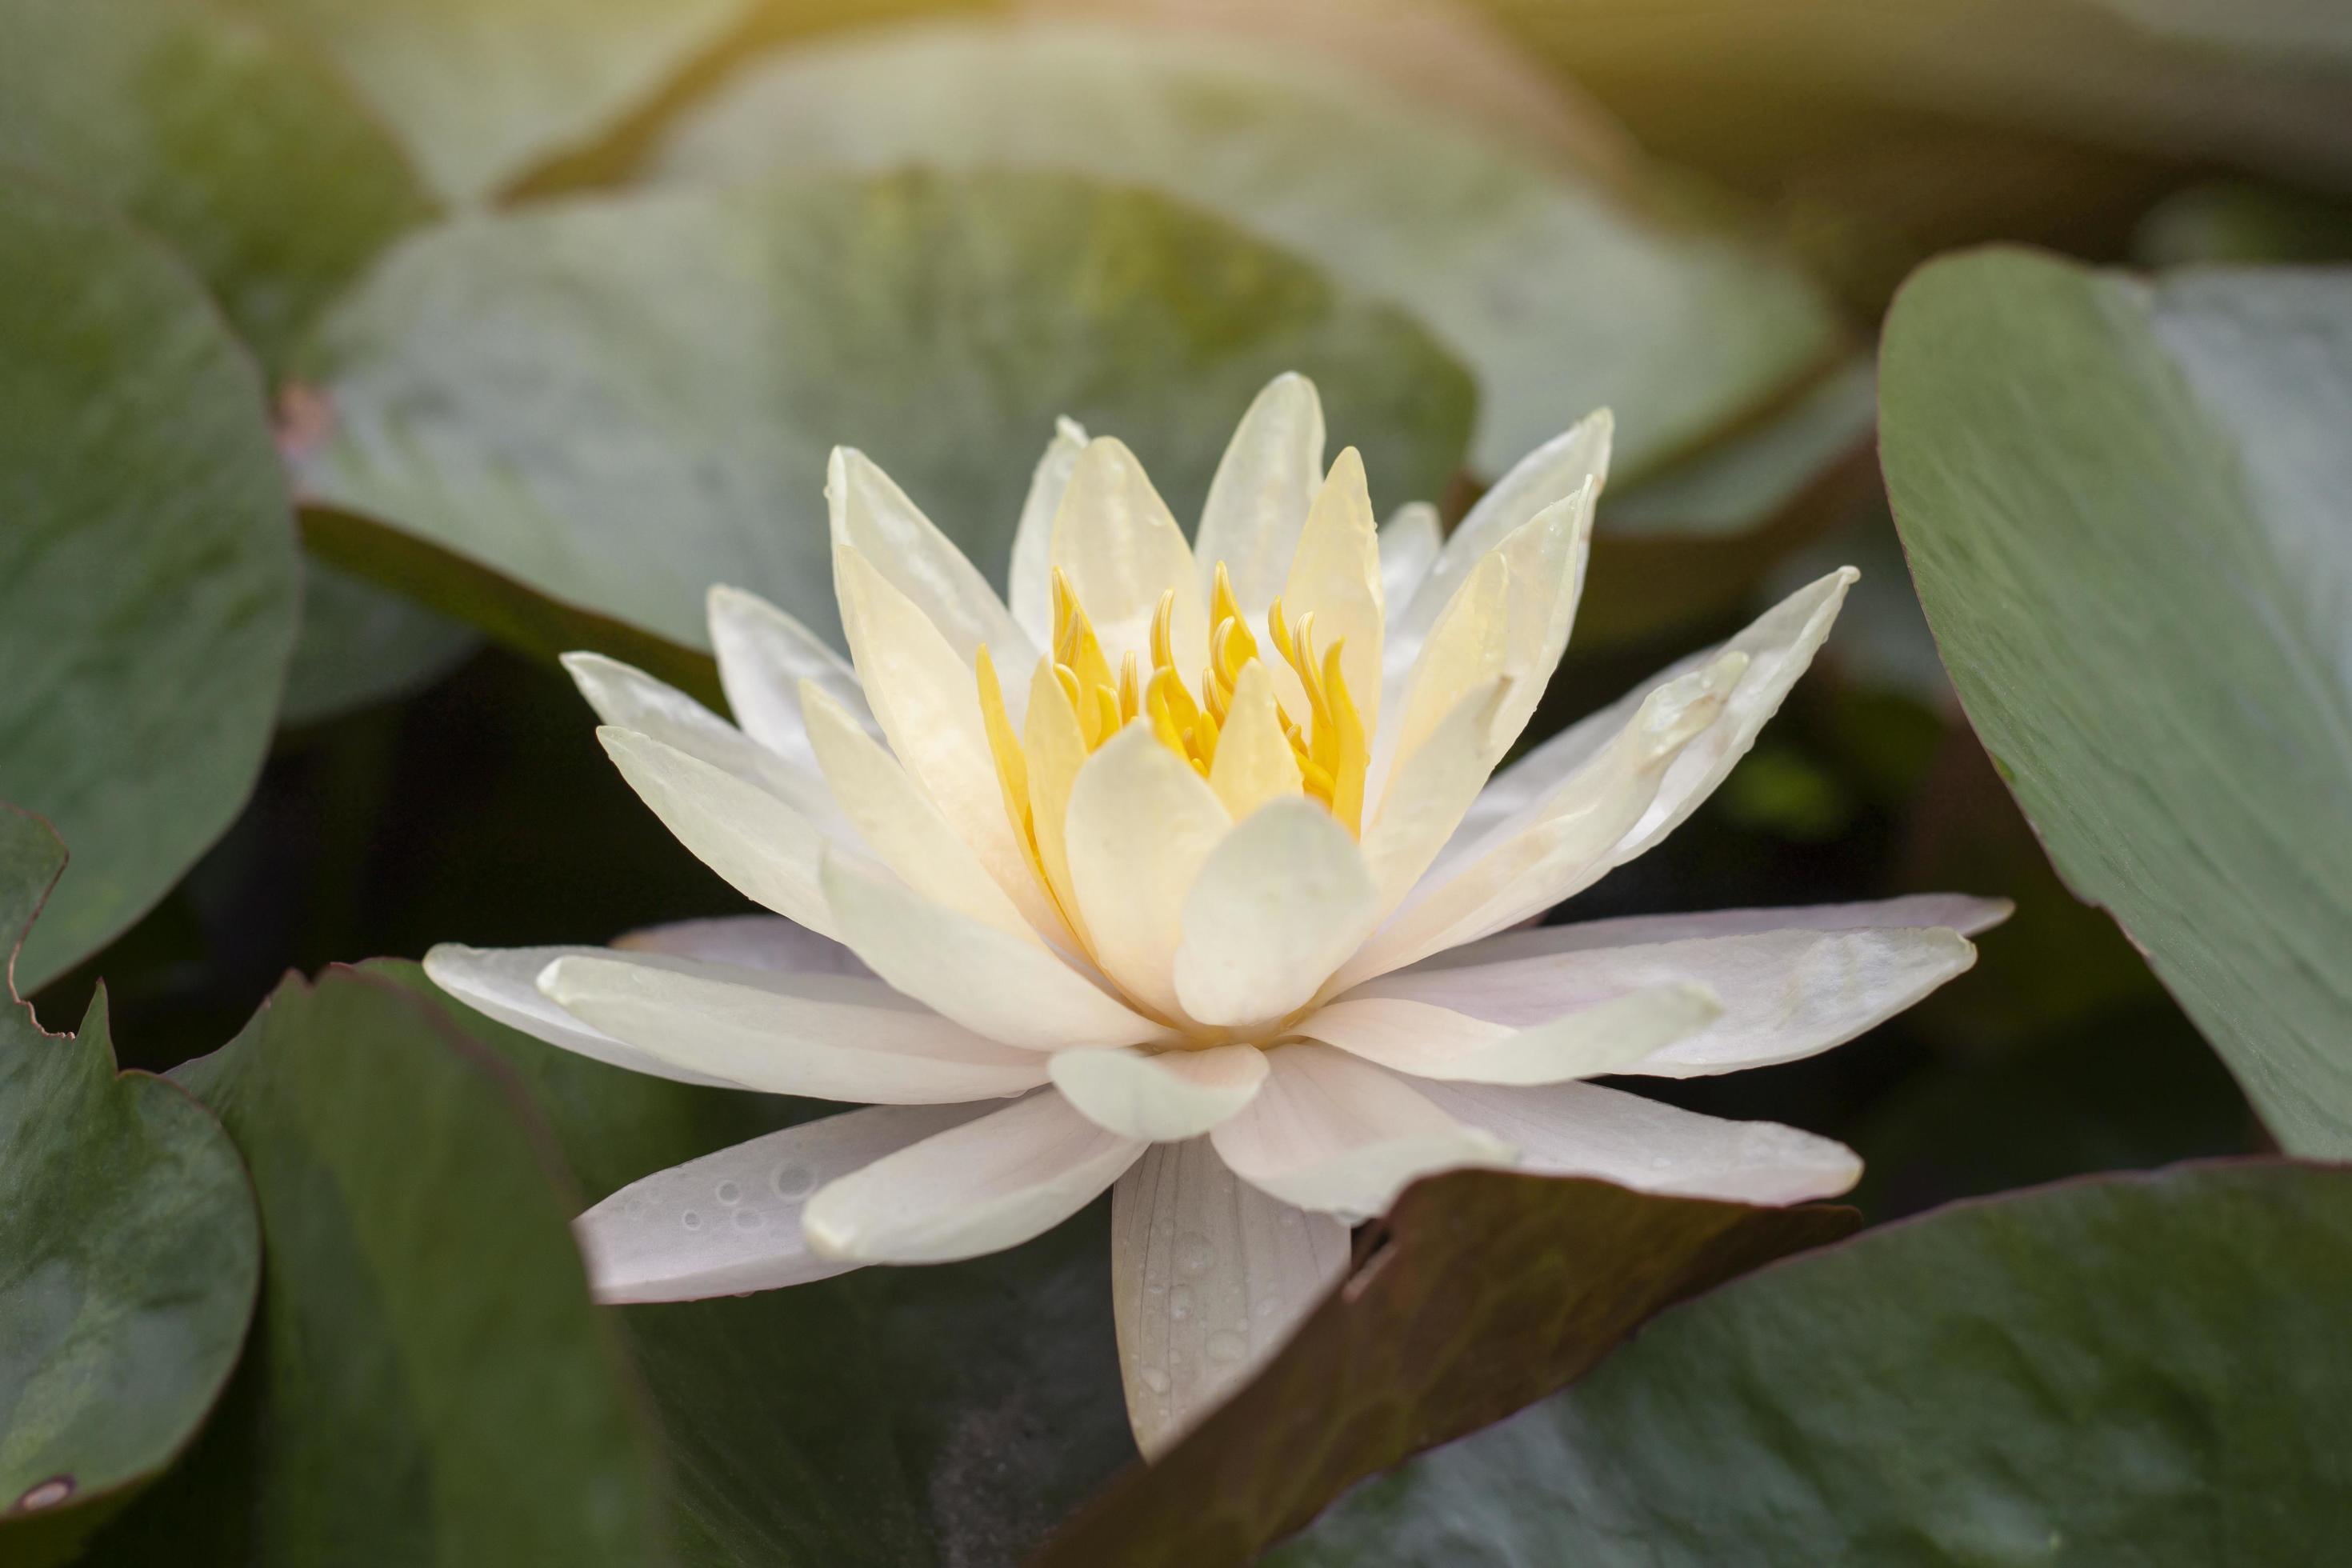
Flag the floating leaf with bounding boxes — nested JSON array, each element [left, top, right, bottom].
[[0, 172, 300, 991], [1880, 250, 2352, 1154]]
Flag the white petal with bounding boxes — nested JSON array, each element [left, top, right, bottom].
[[706, 584, 874, 768], [827, 446, 1036, 673], [1208, 1044, 1514, 1220], [538, 952, 1050, 1102], [1050, 1045, 1269, 1141], [1358, 678, 1511, 918], [1281, 446, 1384, 734], [598, 726, 842, 937], [1386, 917, 1988, 1079], [562, 651, 843, 831], [611, 914, 871, 977], [1171, 799, 1378, 1030], [423, 942, 736, 1087], [1065, 725, 1232, 1022], [1052, 436, 1207, 672], [822, 850, 1167, 1050], [575, 1103, 995, 1303], [1380, 548, 1508, 777], [1299, 984, 1718, 1086], [1196, 371, 1326, 620], [1377, 502, 1442, 614], [1204, 660, 1304, 821], [1111, 1138, 1348, 1458], [1010, 417, 1089, 650], [1414, 1078, 1862, 1205], [1415, 893, 2015, 957], [802, 1090, 1145, 1263]]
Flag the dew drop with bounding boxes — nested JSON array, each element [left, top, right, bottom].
[[1169, 1285, 1193, 1322], [734, 1208, 766, 1230], [716, 1181, 742, 1205], [773, 1162, 816, 1200], [1206, 1331, 1246, 1364], [1140, 1368, 1171, 1394], [681, 1210, 702, 1230], [1175, 1231, 1215, 1276], [1255, 1298, 1278, 1319]]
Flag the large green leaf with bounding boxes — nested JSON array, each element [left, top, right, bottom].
[[648, 19, 1843, 481], [1275, 1161, 2352, 1562], [295, 169, 1474, 651], [92, 968, 668, 1564], [1880, 250, 2352, 1154], [1037, 1170, 1856, 1566], [0, 173, 300, 992], [0, 806, 260, 1566]]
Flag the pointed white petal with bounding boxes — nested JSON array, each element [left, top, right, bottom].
[[538, 952, 1050, 1102], [822, 850, 1167, 1050], [1197, 372, 1326, 620], [802, 1090, 1145, 1263], [706, 584, 874, 767], [424, 942, 736, 1087], [1204, 659, 1304, 821], [562, 651, 843, 830], [1010, 417, 1089, 650], [1358, 678, 1511, 919], [827, 446, 1036, 672], [1281, 446, 1384, 734], [1052, 436, 1207, 671], [1111, 1138, 1348, 1458], [575, 1103, 995, 1303], [1050, 1045, 1269, 1141], [1065, 725, 1231, 1023], [611, 914, 871, 977], [1299, 984, 1718, 1086], [1377, 502, 1442, 614], [1208, 1044, 1514, 1220], [1414, 1078, 1862, 1204], [1172, 800, 1378, 1030], [1414, 894, 2015, 958]]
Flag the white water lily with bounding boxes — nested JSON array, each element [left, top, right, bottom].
[[426, 374, 2006, 1457]]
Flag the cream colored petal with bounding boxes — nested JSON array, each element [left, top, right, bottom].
[[1023, 657, 1094, 949], [822, 850, 1166, 1051], [538, 952, 1050, 1102], [706, 584, 874, 768], [827, 446, 1036, 674], [1377, 502, 1442, 614], [1050, 1045, 1269, 1142], [1111, 1138, 1348, 1458], [1051, 435, 1207, 672], [1488, 480, 1597, 749], [1414, 1078, 1862, 1205], [1380, 548, 1509, 779], [1359, 678, 1511, 918], [1208, 1045, 1514, 1221], [575, 1103, 995, 1303], [834, 542, 1046, 909], [1423, 892, 2014, 951], [562, 651, 843, 832], [1389, 914, 1996, 1078], [598, 726, 842, 937], [1206, 660, 1304, 821], [1281, 446, 1384, 735], [1195, 371, 1326, 618], [1010, 417, 1089, 650], [1064, 725, 1232, 1022], [612, 914, 872, 977], [1172, 800, 1378, 1030], [1298, 984, 1718, 1086], [424, 942, 736, 1087], [800, 678, 1063, 945], [802, 1090, 1145, 1264]]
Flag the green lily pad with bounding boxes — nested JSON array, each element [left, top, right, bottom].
[[0, 806, 261, 1565], [277, 560, 478, 727], [648, 19, 1844, 481], [1880, 250, 2352, 1154], [1274, 1160, 2352, 1563], [295, 168, 1474, 652], [0, 172, 301, 992], [1037, 1170, 1856, 1566]]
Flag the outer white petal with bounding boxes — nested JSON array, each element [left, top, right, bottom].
[[1065, 725, 1232, 1023], [1197, 371, 1326, 621], [575, 1103, 996, 1303], [1377, 502, 1442, 614], [706, 584, 875, 767], [1050, 1046, 1269, 1141], [1051, 435, 1207, 671], [563, 651, 844, 832], [1010, 416, 1089, 650], [1298, 984, 1718, 1086], [822, 850, 1168, 1050], [1209, 1044, 1514, 1221], [1111, 1138, 1349, 1458], [611, 914, 871, 977], [598, 726, 842, 937], [826, 446, 1037, 674], [1414, 1078, 1862, 1205], [1414, 893, 2015, 957], [538, 952, 1050, 1102], [1281, 446, 1384, 734], [1359, 678, 1511, 918], [423, 942, 736, 1087], [802, 1090, 1146, 1264], [1172, 800, 1379, 1030]]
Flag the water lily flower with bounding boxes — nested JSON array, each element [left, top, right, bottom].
[[426, 374, 2006, 1456]]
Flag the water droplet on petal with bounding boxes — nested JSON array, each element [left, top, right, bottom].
[[681, 1210, 702, 1230], [1169, 1285, 1193, 1322], [1206, 1331, 1246, 1364], [773, 1162, 815, 1199], [1140, 1368, 1171, 1394], [716, 1181, 742, 1205], [1176, 1231, 1215, 1276]]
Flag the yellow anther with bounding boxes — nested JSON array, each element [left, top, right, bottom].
[[1148, 680, 1204, 774], [1150, 590, 1178, 674], [1320, 638, 1368, 833], [1094, 683, 1122, 745], [1051, 566, 1114, 695]]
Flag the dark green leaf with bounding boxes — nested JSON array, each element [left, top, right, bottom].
[[0, 172, 300, 991], [1038, 1170, 1857, 1566], [277, 559, 478, 727], [1881, 250, 2352, 1154], [1276, 1161, 2352, 1563], [296, 169, 1474, 652]]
